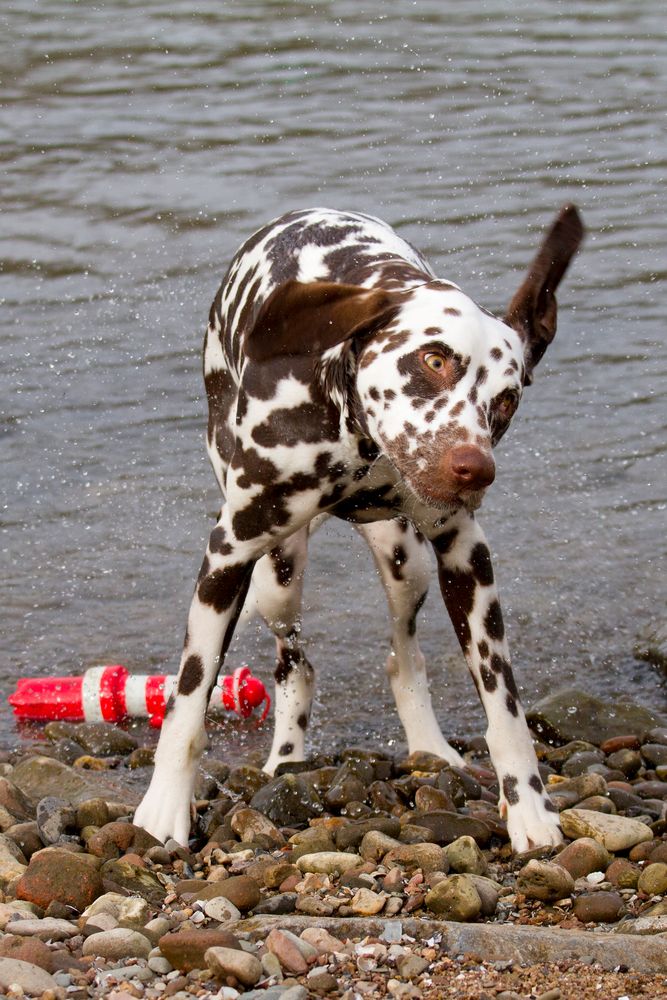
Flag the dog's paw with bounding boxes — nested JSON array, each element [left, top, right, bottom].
[[133, 774, 193, 847], [502, 792, 563, 854]]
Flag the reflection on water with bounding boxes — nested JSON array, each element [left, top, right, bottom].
[[2, 1, 666, 761]]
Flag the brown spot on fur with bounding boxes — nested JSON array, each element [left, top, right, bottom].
[[178, 654, 204, 695]]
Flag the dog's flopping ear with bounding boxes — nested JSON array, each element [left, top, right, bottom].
[[244, 279, 400, 362], [504, 204, 584, 383]]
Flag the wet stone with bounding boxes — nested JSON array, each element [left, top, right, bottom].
[[443, 835, 488, 875], [517, 860, 575, 902], [409, 809, 491, 846], [560, 808, 654, 851], [554, 837, 613, 879], [637, 862, 667, 896], [334, 816, 401, 851], [35, 796, 78, 844], [561, 750, 605, 777], [606, 749, 643, 777], [254, 892, 298, 915], [573, 891, 624, 923], [158, 927, 242, 973], [17, 848, 103, 911], [100, 859, 167, 905], [425, 874, 482, 921], [605, 858, 641, 888], [250, 773, 323, 826]]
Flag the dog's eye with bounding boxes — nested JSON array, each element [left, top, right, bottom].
[[423, 352, 447, 373], [496, 389, 519, 420]]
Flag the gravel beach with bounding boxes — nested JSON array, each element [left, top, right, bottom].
[[1, 694, 667, 1000]]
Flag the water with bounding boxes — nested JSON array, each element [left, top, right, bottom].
[[2, 1, 666, 765]]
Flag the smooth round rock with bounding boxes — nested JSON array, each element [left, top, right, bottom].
[[425, 874, 482, 921], [17, 848, 103, 911], [443, 835, 488, 875], [196, 874, 260, 912], [605, 858, 641, 888], [202, 896, 242, 922], [559, 809, 654, 851], [206, 945, 262, 986], [383, 843, 448, 873], [159, 927, 242, 972], [554, 837, 612, 879], [573, 891, 624, 923], [295, 851, 361, 875], [0, 957, 59, 995], [517, 860, 575, 902], [82, 927, 152, 960], [638, 862, 667, 896]]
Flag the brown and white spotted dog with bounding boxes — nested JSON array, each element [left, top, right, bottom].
[[134, 204, 584, 852]]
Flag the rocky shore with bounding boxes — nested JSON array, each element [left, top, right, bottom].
[[0, 689, 667, 999]]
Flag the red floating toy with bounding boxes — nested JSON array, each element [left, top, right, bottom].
[[8, 664, 270, 728]]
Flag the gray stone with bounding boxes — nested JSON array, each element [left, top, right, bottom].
[[5, 916, 78, 940], [560, 809, 654, 852], [250, 773, 323, 826], [205, 945, 262, 986], [81, 927, 152, 960], [295, 851, 361, 875], [10, 755, 140, 806], [35, 796, 78, 844], [230, 913, 667, 974], [0, 957, 59, 995], [527, 687, 666, 745], [0, 835, 28, 889], [202, 896, 242, 922]]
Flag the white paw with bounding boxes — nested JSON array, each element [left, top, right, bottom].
[[133, 772, 194, 846], [503, 790, 563, 854]]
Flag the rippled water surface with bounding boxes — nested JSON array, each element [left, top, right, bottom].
[[2, 1, 666, 762]]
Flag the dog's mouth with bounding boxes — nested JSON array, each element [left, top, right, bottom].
[[409, 480, 487, 513]]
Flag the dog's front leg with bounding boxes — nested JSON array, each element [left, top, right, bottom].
[[134, 512, 254, 846], [428, 510, 562, 853]]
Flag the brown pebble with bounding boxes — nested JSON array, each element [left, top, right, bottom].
[[573, 891, 624, 923], [600, 735, 641, 753], [605, 858, 640, 888]]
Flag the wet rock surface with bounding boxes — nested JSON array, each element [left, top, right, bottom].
[[0, 711, 666, 997]]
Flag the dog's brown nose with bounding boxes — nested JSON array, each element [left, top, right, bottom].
[[449, 445, 496, 491]]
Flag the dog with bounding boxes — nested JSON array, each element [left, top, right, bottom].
[[134, 204, 584, 853]]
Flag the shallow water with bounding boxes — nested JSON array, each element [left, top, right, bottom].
[[2, 0, 666, 764]]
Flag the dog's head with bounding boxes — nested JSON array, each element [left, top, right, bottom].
[[245, 205, 583, 510]]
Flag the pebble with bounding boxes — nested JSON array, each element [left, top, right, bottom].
[[81, 927, 152, 960], [295, 851, 361, 874], [516, 860, 575, 902], [17, 846, 104, 911], [573, 891, 624, 923], [637, 862, 667, 896], [265, 928, 310, 974], [202, 896, 242, 922], [559, 808, 654, 851], [1, 706, 667, 997], [425, 874, 482, 921], [158, 926, 242, 972], [553, 837, 612, 879], [0, 956, 59, 995], [205, 945, 262, 986], [443, 834, 488, 875]]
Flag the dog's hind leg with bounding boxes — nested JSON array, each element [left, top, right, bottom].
[[250, 527, 315, 774], [358, 518, 465, 766]]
